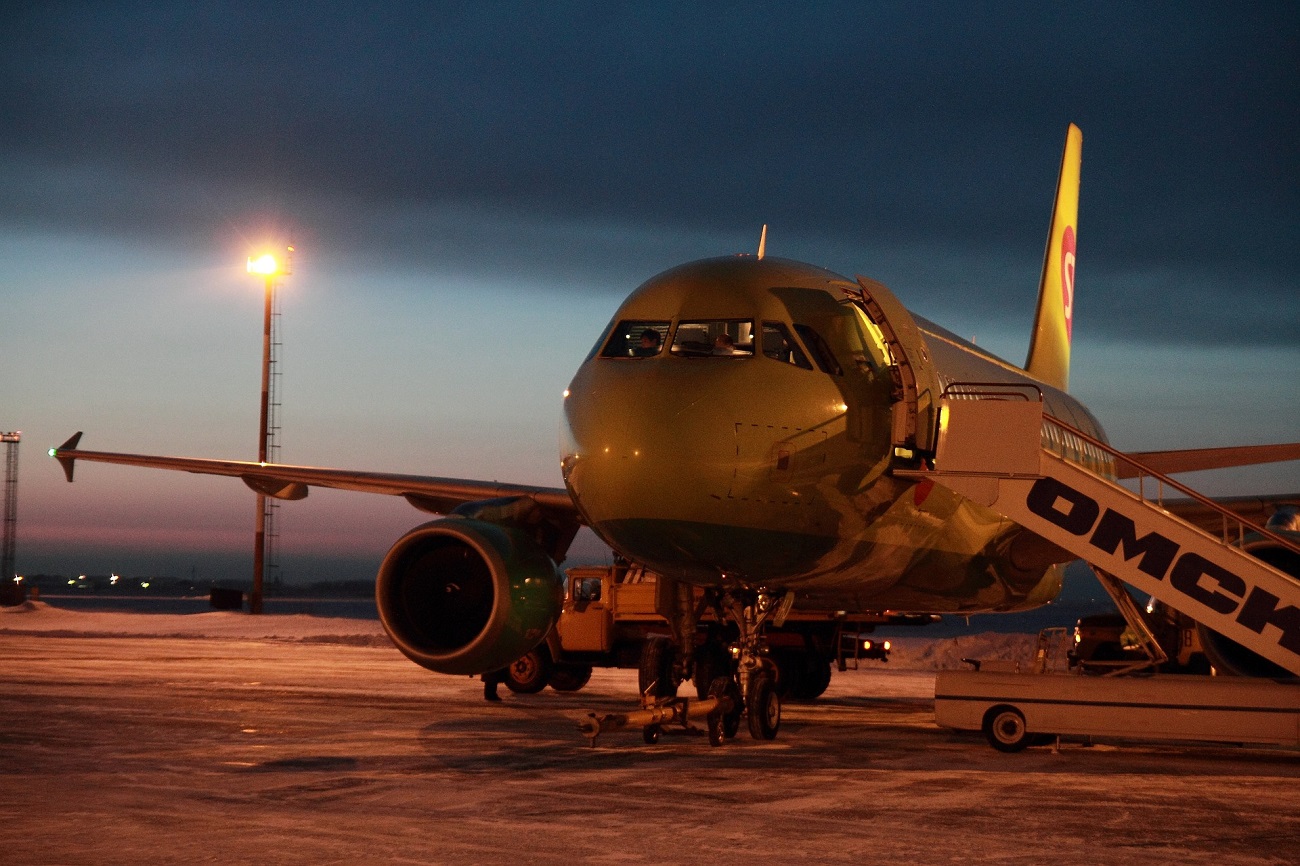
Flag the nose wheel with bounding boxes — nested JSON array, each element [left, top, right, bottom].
[[696, 587, 786, 742], [745, 672, 781, 740], [706, 677, 743, 746]]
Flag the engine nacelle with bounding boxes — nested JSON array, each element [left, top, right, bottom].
[[375, 517, 563, 676], [1197, 528, 1300, 678]]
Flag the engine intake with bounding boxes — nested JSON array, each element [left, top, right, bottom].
[[375, 517, 562, 676]]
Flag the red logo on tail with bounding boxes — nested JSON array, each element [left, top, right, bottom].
[[1060, 225, 1076, 342]]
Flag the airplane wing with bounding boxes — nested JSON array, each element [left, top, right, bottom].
[[1116, 442, 1300, 478], [1108, 441, 1300, 534], [50, 432, 581, 550]]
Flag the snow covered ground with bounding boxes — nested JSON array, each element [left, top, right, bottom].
[[1, 602, 1297, 865], [0, 600, 1042, 670]]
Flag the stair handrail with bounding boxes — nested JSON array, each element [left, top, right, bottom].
[[1042, 413, 1300, 558]]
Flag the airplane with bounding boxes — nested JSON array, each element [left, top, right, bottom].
[[50, 124, 1300, 742]]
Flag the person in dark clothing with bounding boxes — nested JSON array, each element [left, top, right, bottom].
[[481, 668, 507, 701]]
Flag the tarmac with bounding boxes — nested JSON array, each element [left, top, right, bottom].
[[1, 631, 1298, 865]]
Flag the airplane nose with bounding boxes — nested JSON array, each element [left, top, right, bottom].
[[562, 365, 710, 520], [559, 350, 873, 586], [560, 361, 742, 568]]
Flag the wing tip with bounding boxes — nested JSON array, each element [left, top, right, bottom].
[[51, 431, 84, 482]]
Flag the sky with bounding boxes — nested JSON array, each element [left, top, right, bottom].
[[2, 1, 1297, 585]]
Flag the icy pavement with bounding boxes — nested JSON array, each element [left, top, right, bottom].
[[1, 604, 1298, 865]]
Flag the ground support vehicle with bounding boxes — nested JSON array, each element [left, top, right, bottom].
[[935, 663, 1300, 752], [1068, 605, 1210, 676]]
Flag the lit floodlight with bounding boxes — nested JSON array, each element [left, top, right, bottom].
[[247, 253, 279, 276]]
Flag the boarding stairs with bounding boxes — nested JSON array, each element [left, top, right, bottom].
[[896, 389, 1300, 676]]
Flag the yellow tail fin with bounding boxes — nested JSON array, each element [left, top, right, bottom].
[[1024, 123, 1082, 392]]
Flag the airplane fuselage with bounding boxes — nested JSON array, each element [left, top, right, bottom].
[[562, 255, 1107, 615]]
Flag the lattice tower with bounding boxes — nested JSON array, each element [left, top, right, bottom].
[[1, 432, 19, 581]]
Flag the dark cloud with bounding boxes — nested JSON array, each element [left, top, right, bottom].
[[1, 1, 1296, 344]]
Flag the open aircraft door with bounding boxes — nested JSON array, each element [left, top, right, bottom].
[[846, 276, 942, 456]]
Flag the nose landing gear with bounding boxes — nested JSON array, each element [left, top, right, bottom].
[[578, 586, 788, 747]]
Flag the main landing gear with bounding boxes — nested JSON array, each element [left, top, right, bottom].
[[578, 585, 790, 747]]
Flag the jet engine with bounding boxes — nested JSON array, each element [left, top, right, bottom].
[[1196, 519, 1300, 678], [375, 517, 563, 676]]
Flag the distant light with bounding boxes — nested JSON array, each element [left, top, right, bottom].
[[562, 389, 570, 399], [140, 581, 151, 589], [247, 254, 279, 276]]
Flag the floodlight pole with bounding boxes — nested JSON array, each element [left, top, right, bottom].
[[247, 250, 287, 615], [251, 270, 274, 615]]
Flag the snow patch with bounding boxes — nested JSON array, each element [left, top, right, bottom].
[[885, 633, 1042, 671]]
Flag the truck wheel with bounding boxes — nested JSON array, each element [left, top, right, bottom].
[[639, 636, 679, 699], [503, 649, 551, 694], [771, 649, 803, 699], [982, 705, 1030, 752], [548, 664, 593, 692], [746, 673, 781, 740], [792, 656, 832, 701]]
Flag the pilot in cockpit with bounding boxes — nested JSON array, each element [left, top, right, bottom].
[[634, 328, 662, 357], [713, 333, 745, 355]]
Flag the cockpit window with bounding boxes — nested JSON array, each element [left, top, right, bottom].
[[670, 320, 754, 357], [760, 321, 813, 370], [600, 320, 671, 358], [793, 324, 843, 376]]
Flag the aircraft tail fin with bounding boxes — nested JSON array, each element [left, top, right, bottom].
[[1024, 123, 1082, 392]]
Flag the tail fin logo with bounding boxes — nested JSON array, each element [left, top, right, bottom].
[[1061, 224, 1076, 343]]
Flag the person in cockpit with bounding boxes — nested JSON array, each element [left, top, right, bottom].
[[633, 328, 662, 357], [713, 333, 744, 355]]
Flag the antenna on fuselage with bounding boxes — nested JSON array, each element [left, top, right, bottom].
[[757, 224, 767, 260]]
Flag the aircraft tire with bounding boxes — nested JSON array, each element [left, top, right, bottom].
[[982, 705, 1030, 752], [638, 636, 679, 698], [692, 640, 731, 699], [746, 673, 781, 740], [503, 648, 551, 694], [708, 676, 742, 741], [707, 710, 725, 747]]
